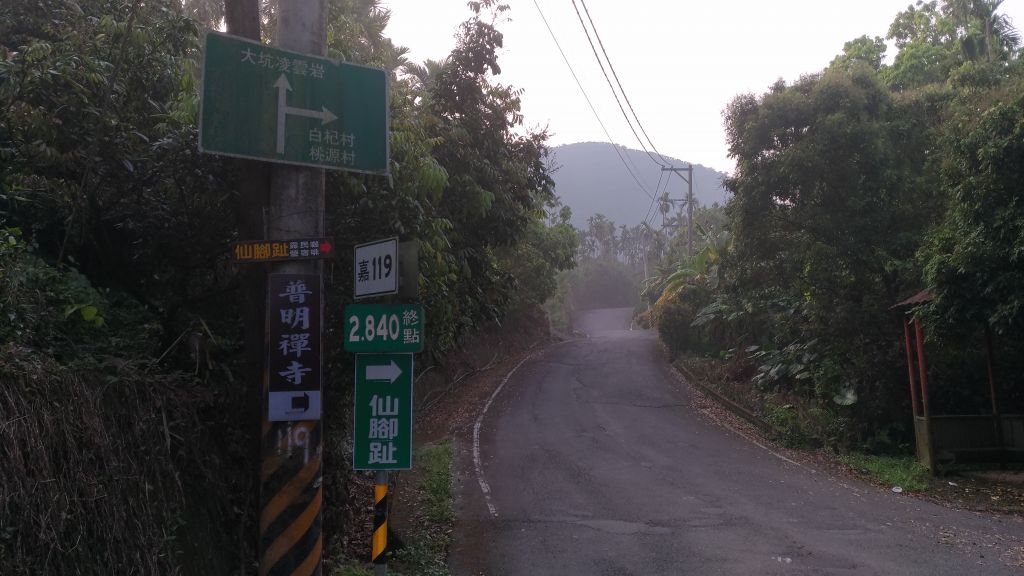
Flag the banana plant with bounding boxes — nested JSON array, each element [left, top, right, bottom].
[[643, 222, 732, 300]]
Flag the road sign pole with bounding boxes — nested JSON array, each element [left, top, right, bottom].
[[258, 1, 327, 575], [373, 470, 389, 575]]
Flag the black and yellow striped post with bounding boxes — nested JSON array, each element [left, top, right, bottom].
[[372, 471, 389, 575], [259, 419, 323, 576], [259, 271, 324, 576]]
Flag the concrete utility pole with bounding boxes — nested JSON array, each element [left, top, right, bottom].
[[661, 164, 695, 258], [259, 1, 327, 574], [223, 3, 269, 574]]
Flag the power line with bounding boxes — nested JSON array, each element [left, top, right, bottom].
[[569, 0, 667, 168], [530, 0, 654, 200], [577, 0, 672, 167], [635, 170, 674, 279], [617, 142, 652, 192], [642, 171, 665, 228]]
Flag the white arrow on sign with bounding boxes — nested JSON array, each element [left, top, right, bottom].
[[366, 360, 402, 383], [274, 74, 338, 154]]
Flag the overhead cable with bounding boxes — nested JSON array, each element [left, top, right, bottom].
[[577, 0, 672, 167], [569, 0, 667, 168], [531, 0, 654, 199]]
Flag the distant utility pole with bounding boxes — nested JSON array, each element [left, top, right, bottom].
[[661, 164, 694, 258]]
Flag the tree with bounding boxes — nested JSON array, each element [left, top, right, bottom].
[[327, 0, 410, 69], [888, 1, 952, 49], [402, 58, 450, 93], [719, 65, 943, 438], [585, 213, 617, 260], [885, 40, 959, 89], [831, 35, 887, 71], [923, 85, 1024, 333], [181, 0, 224, 30], [500, 205, 579, 310], [944, 0, 1021, 62], [882, 0, 1022, 90], [385, 0, 563, 346]]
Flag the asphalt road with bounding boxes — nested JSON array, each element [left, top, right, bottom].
[[449, 307, 1024, 575]]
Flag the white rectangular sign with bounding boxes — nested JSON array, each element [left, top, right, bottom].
[[354, 237, 398, 299], [268, 390, 321, 422]]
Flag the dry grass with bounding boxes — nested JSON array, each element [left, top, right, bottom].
[[0, 343, 242, 575]]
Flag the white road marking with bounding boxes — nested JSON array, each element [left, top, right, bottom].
[[669, 365, 816, 473], [473, 353, 537, 518], [714, 417, 813, 472]]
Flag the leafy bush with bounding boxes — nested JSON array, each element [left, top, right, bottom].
[[764, 401, 850, 450], [655, 290, 700, 355]]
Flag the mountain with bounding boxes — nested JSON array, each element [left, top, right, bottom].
[[548, 142, 730, 228]]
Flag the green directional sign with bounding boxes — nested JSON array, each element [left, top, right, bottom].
[[344, 303, 424, 353], [199, 31, 388, 174], [354, 354, 413, 470]]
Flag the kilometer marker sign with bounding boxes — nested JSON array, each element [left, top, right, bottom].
[[344, 303, 424, 353], [353, 237, 398, 299]]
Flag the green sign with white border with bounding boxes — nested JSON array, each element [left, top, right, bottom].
[[353, 353, 413, 470], [199, 31, 388, 174], [344, 303, 424, 353]]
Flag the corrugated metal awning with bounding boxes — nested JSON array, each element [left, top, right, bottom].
[[892, 289, 934, 309]]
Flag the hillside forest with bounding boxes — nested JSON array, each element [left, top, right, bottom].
[[548, 141, 729, 229]]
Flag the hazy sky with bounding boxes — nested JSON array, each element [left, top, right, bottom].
[[381, 0, 1024, 176]]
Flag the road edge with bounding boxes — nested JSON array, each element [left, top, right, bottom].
[[471, 349, 544, 518]]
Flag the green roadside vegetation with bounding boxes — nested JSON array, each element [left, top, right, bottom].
[[296, 444, 455, 576], [391, 442, 454, 576], [840, 454, 932, 493], [418, 443, 455, 525], [641, 1, 1024, 468]]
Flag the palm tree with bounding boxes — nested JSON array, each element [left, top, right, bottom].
[[642, 221, 732, 300], [402, 58, 450, 92], [618, 224, 632, 264], [946, 0, 1021, 61], [976, 0, 1020, 60], [586, 214, 617, 261], [579, 231, 598, 261]]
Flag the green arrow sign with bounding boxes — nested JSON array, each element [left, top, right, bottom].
[[344, 303, 424, 353], [199, 31, 388, 174], [354, 354, 413, 470]]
